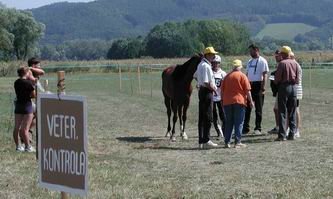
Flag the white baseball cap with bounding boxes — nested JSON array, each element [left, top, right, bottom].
[[213, 55, 221, 63]]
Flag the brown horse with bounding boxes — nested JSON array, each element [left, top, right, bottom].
[[162, 54, 202, 141]]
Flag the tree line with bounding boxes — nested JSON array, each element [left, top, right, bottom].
[[31, 0, 333, 44], [41, 19, 251, 60], [0, 6, 328, 62]]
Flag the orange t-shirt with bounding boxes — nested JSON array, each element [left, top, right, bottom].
[[222, 70, 251, 106]]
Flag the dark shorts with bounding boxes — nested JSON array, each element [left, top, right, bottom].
[[296, 100, 300, 107], [15, 101, 33, 114]]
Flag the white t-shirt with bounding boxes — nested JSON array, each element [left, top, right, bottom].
[[246, 56, 269, 82], [213, 68, 227, 102], [194, 58, 216, 89]]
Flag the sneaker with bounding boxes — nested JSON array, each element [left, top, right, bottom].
[[286, 128, 290, 137], [295, 129, 300, 138], [253, 130, 262, 135], [25, 145, 36, 153], [234, 143, 247, 148], [224, 143, 231, 148], [268, 127, 279, 134], [203, 140, 218, 149], [16, 145, 25, 152]]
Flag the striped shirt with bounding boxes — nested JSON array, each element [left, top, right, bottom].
[[296, 63, 303, 99]]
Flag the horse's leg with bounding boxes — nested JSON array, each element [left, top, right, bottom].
[[178, 105, 183, 137], [170, 101, 178, 142], [164, 96, 172, 137], [181, 98, 190, 140]]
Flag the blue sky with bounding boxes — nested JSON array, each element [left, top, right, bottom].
[[0, 0, 93, 9]]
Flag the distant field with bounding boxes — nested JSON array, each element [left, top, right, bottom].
[[256, 23, 317, 41]]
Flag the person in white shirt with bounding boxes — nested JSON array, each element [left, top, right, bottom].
[[194, 47, 218, 149], [243, 44, 269, 135], [211, 55, 227, 140], [290, 52, 302, 138]]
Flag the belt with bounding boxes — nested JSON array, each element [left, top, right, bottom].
[[280, 81, 296, 85], [199, 86, 212, 92]]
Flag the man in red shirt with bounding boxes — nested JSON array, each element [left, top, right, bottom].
[[274, 46, 299, 141]]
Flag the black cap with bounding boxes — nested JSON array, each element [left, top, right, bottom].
[[248, 44, 259, 50], [27, 57, 40, 67]]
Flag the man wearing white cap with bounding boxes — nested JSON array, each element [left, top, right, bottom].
[[222, 60, 254, 148], [194, 47, 219, 149], [274, 46, 299, 141]]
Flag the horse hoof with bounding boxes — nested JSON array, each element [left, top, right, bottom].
[[165, 132, 171, 137], [181, 132, 188, 140], [170, 136, 176, 142]]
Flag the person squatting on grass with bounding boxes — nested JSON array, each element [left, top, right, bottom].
[[194, 47, 219, 149], [211, 55, 227, 140], [222, 60, 254, 148], [13, 67, 37, 152], [243, 44, 269, 135], [274, 46, 299, 141]]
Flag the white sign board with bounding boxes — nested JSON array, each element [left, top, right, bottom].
[[37, 93, 88, 196]]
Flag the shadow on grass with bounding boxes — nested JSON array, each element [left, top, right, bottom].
[[134, 145, 202, 151], [117, 134, 274, 151], [117, 136, 209, 151], [241, 137, 274, 144], [116, 136, 154, 143]]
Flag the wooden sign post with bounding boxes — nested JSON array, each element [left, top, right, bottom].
[[38, 71, 88, 198]]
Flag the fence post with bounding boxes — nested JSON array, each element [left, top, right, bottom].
[[57, 71, 69, 199], [118, 65, 122, 92], [137, 65, 142, 94], [129, 66, 133, 95], [309, 63, 312, 99], [150, 66, 153, 99], [43, 79, 49, 93], [57, 71, 65, 94]]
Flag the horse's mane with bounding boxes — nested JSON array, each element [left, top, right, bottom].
[[172, 54, 202, 80]]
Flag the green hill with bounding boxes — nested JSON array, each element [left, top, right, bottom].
[[256, 23, 317, 41], [30, 0, 333, 44]]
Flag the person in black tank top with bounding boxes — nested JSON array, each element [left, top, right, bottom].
[[13, 67, 36, 152]]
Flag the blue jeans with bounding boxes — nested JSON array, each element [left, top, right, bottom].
[[223, 104, 246, 144]]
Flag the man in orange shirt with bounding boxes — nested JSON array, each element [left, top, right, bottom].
[[222, 60, 254, 148]]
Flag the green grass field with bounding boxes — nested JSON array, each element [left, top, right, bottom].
[[256, 23, 317, 41], [0, 67, 333, 198]]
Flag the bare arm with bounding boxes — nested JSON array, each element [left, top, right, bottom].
[[204, 82, 217, 92], [30, 67, 45, 76], [261, 71, 268, 94], [247, 91, 254, 108], [31, 90, 36, 98], [26, 70, 37, 84]]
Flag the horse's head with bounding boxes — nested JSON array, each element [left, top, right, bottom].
[[172, 54, 203, 80]]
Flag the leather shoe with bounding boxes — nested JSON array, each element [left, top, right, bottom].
[[274, 137, 286, 141], [287, 135, 295, 140]]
